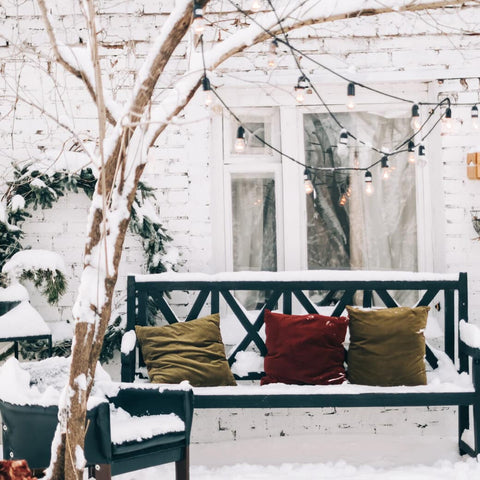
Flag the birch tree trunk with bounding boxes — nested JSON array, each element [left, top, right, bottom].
[[33, 1, 471, 478]]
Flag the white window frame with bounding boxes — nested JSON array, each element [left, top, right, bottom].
[[211, 82, 439, 274]]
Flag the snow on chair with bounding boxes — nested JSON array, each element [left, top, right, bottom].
[[0, 358, 193, 480]]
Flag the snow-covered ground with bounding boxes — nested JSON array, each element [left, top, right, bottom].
[[115, 433, 480, 479]]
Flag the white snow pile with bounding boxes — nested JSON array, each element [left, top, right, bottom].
[[0, 357, 110, 407], [0, 300, 50, 337], [109, 406, 184, 445], [2, 249, 67, 276], [121, 329, 137, 355], [231, 351, 264, 377], [459, 320, 480, 349], [0, 283, 29, 302]]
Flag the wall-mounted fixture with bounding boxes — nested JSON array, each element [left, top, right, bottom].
[[467, 152, 480, 179]]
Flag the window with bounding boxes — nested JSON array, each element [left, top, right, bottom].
[[212, 100, 425, 279], [303, 112, 417, 272], [231, 173, 277, 273]]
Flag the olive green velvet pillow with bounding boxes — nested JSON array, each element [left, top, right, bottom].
[[346, 306, 430, 386], [135, 313, 236, 387]]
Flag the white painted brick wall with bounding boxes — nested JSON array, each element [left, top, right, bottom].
[[2, 0, 480, 441]]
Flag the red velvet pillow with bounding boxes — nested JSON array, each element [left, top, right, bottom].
[[261, 310, 348, 385]]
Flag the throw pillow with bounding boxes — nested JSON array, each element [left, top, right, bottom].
[[135, 313, 236, 387], [261, 310, 349, 385], [346, 305, 430, 386]]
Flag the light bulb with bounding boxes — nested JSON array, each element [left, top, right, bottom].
[[418, 144, 426, 164], [407, 140, 416, 163], [234, 126, 246, 152], [192, 4, 205, 34], [472, 105, 479, 130], [267, 53, 276, 69], [202, 76, 213, 107], [267, 40, 278, 69], [234, 137, 246, 152], [304, 169, 314, 195], [346, 82, 356, 110], [380, 155, 390, 180], [304, 177, 314, 195], [204, 90, 213, 107], [251, 0, 262, 12], [442, 107, 453, 132], [364, 171, 373, 196], [192, 17, 205, 34], [411, 104, 421, 130], [295, 87, 305, 104]]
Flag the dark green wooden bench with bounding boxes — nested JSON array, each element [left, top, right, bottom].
[[122, 271, 480, 457]]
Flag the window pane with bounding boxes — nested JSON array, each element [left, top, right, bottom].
[[231, 175, 277, 273], [303, 112, 417, 273]]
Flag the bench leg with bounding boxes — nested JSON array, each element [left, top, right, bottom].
[[458, 404, 469, 455], [175, 446, 189, 480], [473, 401, 480, 455], [88, 464, 111, 480]]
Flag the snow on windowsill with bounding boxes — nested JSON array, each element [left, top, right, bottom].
[[134, 270, 460, 284], [110, 406, 184, 445]]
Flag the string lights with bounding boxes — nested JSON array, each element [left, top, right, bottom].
[[192, 2, 205, 35], [411, 104, 421, 130], [407, 140, 416, 163], [250, 0, 262, 13], [472, 105, 479, 130], [267, 39, 279, 68], [442, 106, 453, 131], [346, 82, 356, 110], [304, 169, 315, 195], [364, 171, 373, 196], [196, 1, 479, 201], [202, 76, 213, 107], [234, 126, 246, 152], [294, 75, 309, 103], [380, 156, 390, 180]]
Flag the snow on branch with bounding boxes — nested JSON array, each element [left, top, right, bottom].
[[37, 0, 120, 126], [143, 0, 470, 149]]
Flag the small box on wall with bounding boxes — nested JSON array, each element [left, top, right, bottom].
[[467, 152, 480, 179]]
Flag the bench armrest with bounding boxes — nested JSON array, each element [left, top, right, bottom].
[[100, 384, 194, 443], [459, 320, 480, 359], [120, 330, 137, 382]]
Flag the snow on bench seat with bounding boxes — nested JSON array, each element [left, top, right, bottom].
[[109, 406, 185, 445]]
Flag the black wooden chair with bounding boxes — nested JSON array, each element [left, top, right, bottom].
[[0, 384, 193, 480]]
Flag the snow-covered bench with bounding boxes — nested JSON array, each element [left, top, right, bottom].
[[122, 270, 480, 457], [0, 358, 193, 480]]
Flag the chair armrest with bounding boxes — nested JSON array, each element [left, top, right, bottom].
[[101, 384, 194, 443], [459, 320, 480, 359], [120, 330, 137, 382]]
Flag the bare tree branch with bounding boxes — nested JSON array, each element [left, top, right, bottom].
[[37, 0, 118, 126]]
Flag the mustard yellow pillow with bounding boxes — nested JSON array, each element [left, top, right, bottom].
[[135, 313, 236, 387], [346, 306, 429, 386]]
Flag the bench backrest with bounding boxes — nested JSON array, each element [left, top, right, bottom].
[[123, 271, 468, 382]]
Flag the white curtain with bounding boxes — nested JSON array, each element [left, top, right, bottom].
[[304, 112, 417, 274]]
